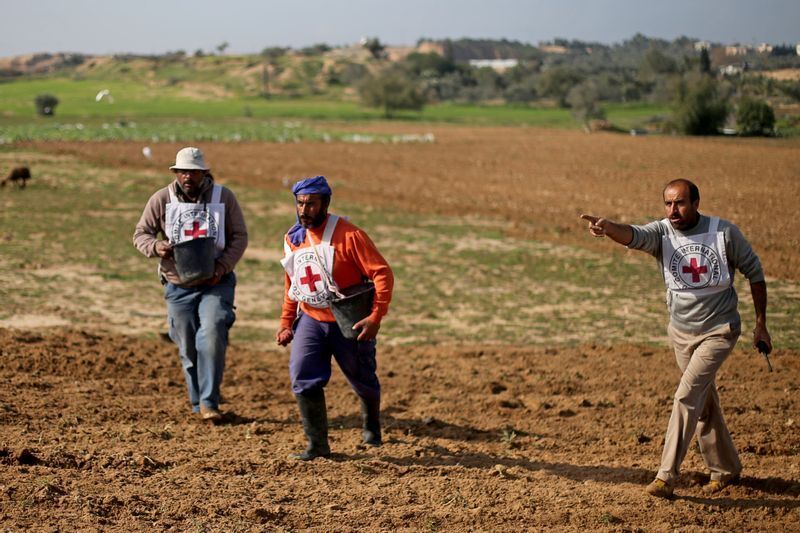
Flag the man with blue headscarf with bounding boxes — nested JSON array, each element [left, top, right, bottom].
[[276, 176, 394, 460]]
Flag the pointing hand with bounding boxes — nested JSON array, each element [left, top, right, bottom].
[[580, 214, 607, 238]]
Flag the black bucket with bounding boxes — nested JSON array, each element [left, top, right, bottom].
[[173, 237, 216, 284], [330, 282, 375, 339]]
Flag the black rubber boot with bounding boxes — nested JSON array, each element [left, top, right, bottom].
[[291, 390, 331, 460], [360, 397, 382, 447]]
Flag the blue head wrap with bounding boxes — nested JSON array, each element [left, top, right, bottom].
[[291, 175, 332, 197], [287, 176, 332, 246]]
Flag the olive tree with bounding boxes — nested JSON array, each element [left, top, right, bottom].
[[672, 76, 728, 135], [361, 37, 386, 60], [359, 66, 425, 118], [736, 97, 775, 136], [566, 80, 606, 126]]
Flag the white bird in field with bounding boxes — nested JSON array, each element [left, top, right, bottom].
[[142, 146, 152, 159], [95, 89, 113, 103]]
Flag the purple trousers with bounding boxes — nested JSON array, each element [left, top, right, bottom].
[[290, 313, 380, 401]]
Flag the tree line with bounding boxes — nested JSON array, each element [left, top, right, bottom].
[[349, 35, 799, 134]]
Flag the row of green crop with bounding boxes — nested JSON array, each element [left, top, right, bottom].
[[0, 119, 441, 144]]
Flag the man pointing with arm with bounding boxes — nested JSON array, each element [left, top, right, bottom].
[[581, 178, 771, 499]]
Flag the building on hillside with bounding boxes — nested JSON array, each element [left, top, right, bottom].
[[725, 45, 751, 56], [719, 64, 744, 76], [539, 44, 568, 54], [756, 43, 774, 54], [468, 59, 519, 71], [796, 43, 800, 56], [694, 41, 711, 51]]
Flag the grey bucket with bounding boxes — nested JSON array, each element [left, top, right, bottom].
[[173, 237, 216, 283], [330, 282, 375, 340]]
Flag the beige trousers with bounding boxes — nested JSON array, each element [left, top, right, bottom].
[[657, 322, 742, 485]]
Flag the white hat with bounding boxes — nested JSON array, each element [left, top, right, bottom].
[[170, 147, 209, 170]]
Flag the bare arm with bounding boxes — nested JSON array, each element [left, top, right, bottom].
[[580, 214, 634, 246], [750, 280, 772, 352]]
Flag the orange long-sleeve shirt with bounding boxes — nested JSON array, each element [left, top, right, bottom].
[[280, 214, 394, 330]]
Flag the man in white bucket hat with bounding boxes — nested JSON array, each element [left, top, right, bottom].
[[134, 147, 248, 422]]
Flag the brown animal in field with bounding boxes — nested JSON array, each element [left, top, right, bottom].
[[1, 166, 31, 188]]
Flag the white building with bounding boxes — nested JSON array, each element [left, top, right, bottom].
[[468, 59, 519, 71], [756, 43, 773, 54], [719, 64, 743, 76], [725, 45, 751, 56]]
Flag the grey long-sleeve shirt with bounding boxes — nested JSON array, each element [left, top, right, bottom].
[[133, 178, 248, 286], [628, 214, 764, 334]]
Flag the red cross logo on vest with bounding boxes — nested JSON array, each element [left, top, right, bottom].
[[682, 257, 708, 283], [299, 265, 322, 293], [184, 221, 208, 239]]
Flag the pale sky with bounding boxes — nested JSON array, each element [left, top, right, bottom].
[[1, 0, 798, 57]]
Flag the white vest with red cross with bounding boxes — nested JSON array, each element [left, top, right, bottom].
[[281, 215, 340, 309], [165, 184, 226, 256], [661, 216, 732, 296]]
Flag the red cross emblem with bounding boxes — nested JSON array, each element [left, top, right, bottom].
[[299, 265, 322, 293], [184, 221, 208, 239], [682, 257, 708, 283]]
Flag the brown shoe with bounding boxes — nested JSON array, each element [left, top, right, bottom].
[[645, 478, 674, 499], [703, 474, 740, 494], [199, 405, 223, 422]]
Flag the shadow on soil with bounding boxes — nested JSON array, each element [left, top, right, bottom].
[[324, 411, 800, 512], [679, 494, 800, 510]]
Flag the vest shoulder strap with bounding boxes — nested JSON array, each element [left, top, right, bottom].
[[321, 215, 340, 244], [211, 184, 222, 204], [660, 218, 673, 236]]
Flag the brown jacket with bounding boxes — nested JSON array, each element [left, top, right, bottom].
[[133, 178, 248, 286]]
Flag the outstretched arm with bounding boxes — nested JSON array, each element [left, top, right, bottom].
[[580, 214, 634, 246], [750, 280, 772, 352]]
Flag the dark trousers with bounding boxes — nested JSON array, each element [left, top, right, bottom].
[[289, 313, 380, 401]]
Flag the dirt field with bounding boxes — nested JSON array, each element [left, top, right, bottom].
[[2, 128, 799, 530], [1, 328, 798, 531]]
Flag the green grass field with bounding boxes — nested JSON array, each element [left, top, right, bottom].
[[0, 77, 670, 134]]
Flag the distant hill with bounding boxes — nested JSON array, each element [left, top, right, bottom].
[[417, 38, 544, 61], [0, 52, 89, 77]]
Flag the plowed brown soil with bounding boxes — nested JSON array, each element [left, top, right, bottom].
[[1, 329, 798, 531], [4, 128, 799, 530]]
